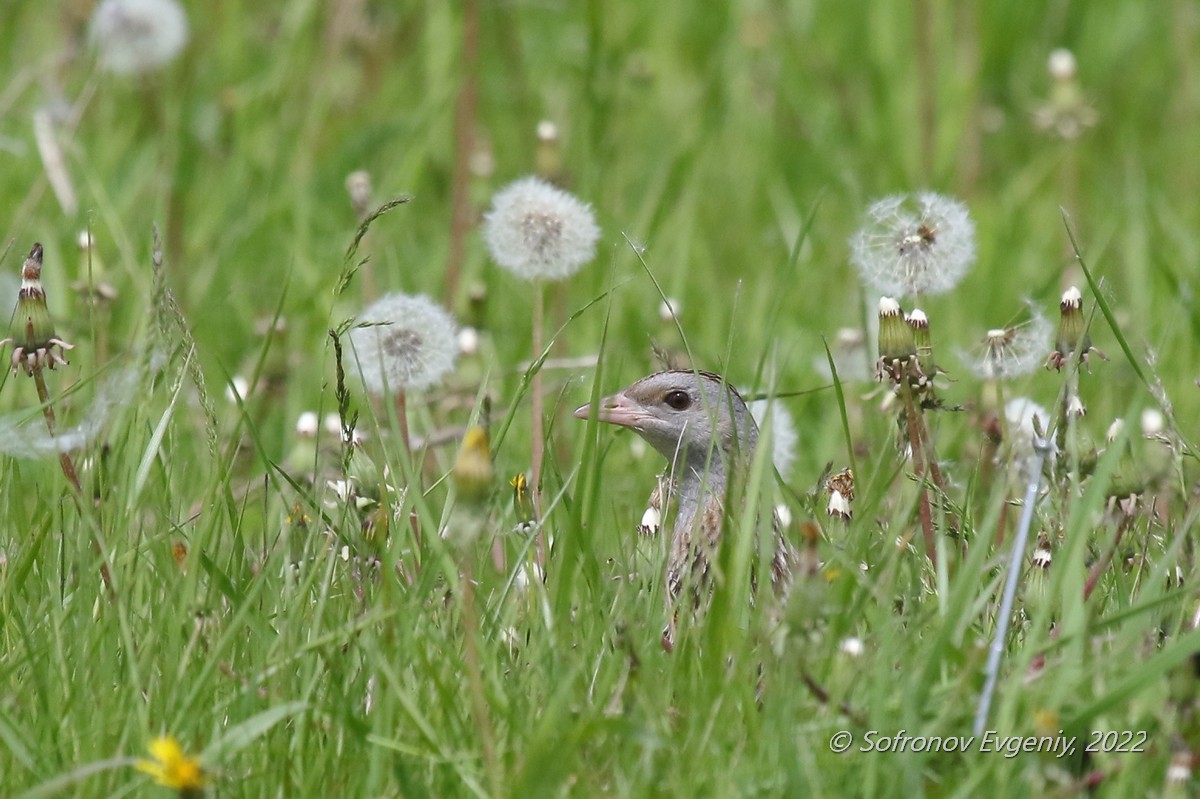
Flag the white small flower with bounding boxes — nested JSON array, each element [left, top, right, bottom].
[[89, 0, 189, 76], [1047, 48, 1077, 81], [774, 503, 793, 529], [749, 398, 798, 480], [483, 176, 600, 281], [1032, 547, 1052, 568], [536, 120, 558, 142], [1141, 408, 1165, 436], [839, 637, 865, 657], [457, 326, 480, 356], [226, 375, 249, 403], [295, 411, 319, 437], [1105, 418, 1124, 443], [1066, 394, 1086, 418], [658, 298, 680, 322], [850, 192, 976, 297], [348, 293, 458, 395], [827, 490, 852, 520], [327, 479, 355, 503], [323, 413, 342, 437], [638, 505, 661, 537]]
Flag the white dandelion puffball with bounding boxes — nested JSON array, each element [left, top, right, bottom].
[[850, 192, 976, 297], [965, 309, 1052, 380], [348, 293, 458, 395], [483, 176, 600, 281], [90, 0, 189, 76], [749, 398, 798, 480]]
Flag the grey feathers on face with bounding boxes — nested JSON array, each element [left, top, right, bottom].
[[573, 370, 758, 470]]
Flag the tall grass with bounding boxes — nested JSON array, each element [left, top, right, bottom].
[[1, 1, 1197, 796]]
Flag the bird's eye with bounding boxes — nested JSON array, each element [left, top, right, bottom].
[[663, 389, 691, 411]]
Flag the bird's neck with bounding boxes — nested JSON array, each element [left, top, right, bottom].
[[670, 451, 732, 536]]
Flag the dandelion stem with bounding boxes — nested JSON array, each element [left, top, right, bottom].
[[33, 365, 115, 596], [530, 282, 547, 568], [974, 433, 1051, 737], [395, 389, 411, 453], [899, 381, 937, 567], [443, 0, 479, 306], [458, 557, 501, 794], [913, 0, 937, 175]]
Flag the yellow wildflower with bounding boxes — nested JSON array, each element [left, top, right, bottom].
[[135, 736, 206, 796], [453, 426, 494, 503]]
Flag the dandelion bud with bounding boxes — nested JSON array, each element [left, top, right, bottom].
[[826, 467, 855, 520], [876, 298, 912, 359], [907, 308, 938, 381], [638, 505, 661, 537], [1, 243, 75, 376], [453, 426, 494, 503], [511, 473, 535, 527], [535, 120, 563, 180], [1046, 286, 1104, 370], [875, 297, 915, 383], [345, 170, 373, 218]]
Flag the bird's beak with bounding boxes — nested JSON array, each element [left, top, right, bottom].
[[573, 392, 648, 429]]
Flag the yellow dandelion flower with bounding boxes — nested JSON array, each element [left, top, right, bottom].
[[135, 736, 206, 796], [453, 426, 494, 503]]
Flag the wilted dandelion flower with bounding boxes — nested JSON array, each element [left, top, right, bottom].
[[348, 293, 458, 395], [966, 308, 1052, 380], [749, 398, 798, 479], [850, 192, 976, 297], [482, 176, 600, 281], [90, 0, 189, 76], [135, 736, 206, 796]]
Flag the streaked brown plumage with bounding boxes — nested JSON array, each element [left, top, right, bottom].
[[574, 370, 793, 648]]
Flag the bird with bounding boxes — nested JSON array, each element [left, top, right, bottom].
[[573, 370, 793, 649]]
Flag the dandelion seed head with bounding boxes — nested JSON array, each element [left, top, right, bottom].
[[90, 0, 189, 76], [749, 398, 798, 480], [850, 192, 976, 297], [483, 176, 600, 281], [348, 292, 458, 395], [966, 308, 1052, 380]]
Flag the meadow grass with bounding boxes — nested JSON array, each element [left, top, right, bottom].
[[2, 1, 1199, 796]]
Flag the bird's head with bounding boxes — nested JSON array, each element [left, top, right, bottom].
[[573, 370, 758, 475]]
